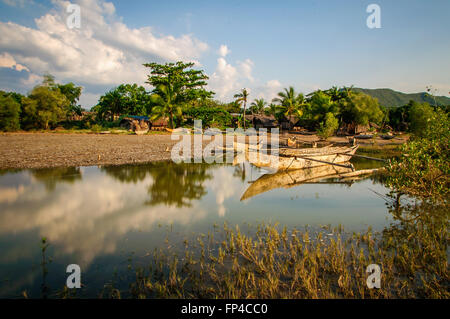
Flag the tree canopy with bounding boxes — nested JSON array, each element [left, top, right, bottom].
[[144, 61, 214, 128], [93, 84, 152, 121]]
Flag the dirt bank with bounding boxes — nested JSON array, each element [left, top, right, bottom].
[[0, 132, 408, 170]]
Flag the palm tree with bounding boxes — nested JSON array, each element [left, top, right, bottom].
[[341, 85, 354, 99], [272, 87, 307, 129], [265, 103, 278, 116], [150, 84, 182, 129], [234, 88, 249, 129], [325, 86, 341, 102], [250, 98, 267, 115]]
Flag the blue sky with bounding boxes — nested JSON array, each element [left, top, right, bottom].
[[0, 0, 449, 108]]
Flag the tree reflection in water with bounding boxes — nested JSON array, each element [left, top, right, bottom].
[[379, 194, 449, 297], [31, 167, 82, 191], [102, 162, 215, 208]]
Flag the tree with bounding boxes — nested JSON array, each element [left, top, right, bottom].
[[150, 84, 183, 129], [386, 108, 448, 201], [21, 79, 70, 130], [0, 92, 21, 131], [144, 61, 213, 128], [409, 101, 435, 137], [307, 90, 339, 128], [339, 92, 383, 126], [57, 82, 83, 115], [264, 103, 278, 116], [317, 112, 339, 139], [224, 100, 242, 114], [94, 84, 151, 121], [250, 98, 267, 115], [234, 88, 250, 129], [272, 87, 307, 128]]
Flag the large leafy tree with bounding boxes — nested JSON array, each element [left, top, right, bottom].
[[339, 92, 383, 126], [57, 82, 83, 116], [307, 91, 339, 128], [93, 84, 151, 120], [0, 92, 21, 131], [234, 88, 250, 129], [408, 101, 435, 137], [272, 86, 307, 128], [21, 75, 70, 129], [144, 61, 213, 128]]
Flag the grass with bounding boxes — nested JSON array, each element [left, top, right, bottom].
[[121, 201, 448, 299]]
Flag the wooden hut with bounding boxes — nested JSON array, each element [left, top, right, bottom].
[[151, 118, 169, 130]]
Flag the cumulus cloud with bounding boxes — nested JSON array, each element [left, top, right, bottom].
[[252, 79, 283, 102], [218, 44, 230, 57], [0, 0, 209, 106], [0, 52, 29, 72], [208, 45, 257, 100]]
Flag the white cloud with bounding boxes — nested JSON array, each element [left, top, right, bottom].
[[238, 58, 254, 82], [20, 73, 41, 86], [218, 44, 230, 57], [0, 52, 29, 72], [252, 79, 283, 102], [208, 51, 256, 100], [0, 0, 209, 106], [209, 57, 238, 100]]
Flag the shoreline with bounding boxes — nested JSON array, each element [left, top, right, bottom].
[[0, 132, 407, 170]]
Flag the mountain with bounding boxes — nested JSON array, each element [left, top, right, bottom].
[[354, 88, 450, 107]]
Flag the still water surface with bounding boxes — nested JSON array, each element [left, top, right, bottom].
[[0, 159, 388, 297]]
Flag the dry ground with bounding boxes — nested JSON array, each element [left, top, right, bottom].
[[0, 132, 408, 169]]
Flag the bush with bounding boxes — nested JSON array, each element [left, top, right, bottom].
[[408, 101, 435, 137], [317, 112, 339, 139], [90, 124, 103, 132], [0, 94, 21, 131], [184, 106, 232, 128], [385, 108, 449, 201]]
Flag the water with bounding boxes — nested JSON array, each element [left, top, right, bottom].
[[0, 159, 389, 298]]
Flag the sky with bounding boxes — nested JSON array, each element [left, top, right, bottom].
[[0, 0, 449, 109]]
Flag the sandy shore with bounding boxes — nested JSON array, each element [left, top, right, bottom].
[[0, 133, 183, 169], [0, 132, 407, 170]]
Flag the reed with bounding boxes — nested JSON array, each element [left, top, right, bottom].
[[126, 210, 448, 299]]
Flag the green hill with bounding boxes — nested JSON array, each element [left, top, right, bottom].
[[354, 88, 450, 107]]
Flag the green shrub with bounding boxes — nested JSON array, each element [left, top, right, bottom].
[[90, 124, 103, 132], [317, 112, 339, 138], [0, 94, 21, 131], [184, 106, 232, 128], [408, 101, 435, 137], [385, 108, 449, 201]]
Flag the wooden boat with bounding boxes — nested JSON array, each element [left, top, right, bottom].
[[246, 145, 359, 170], [241, 165, 378, 201], [355, 134, 373, 139], [380, 134, 395, 140], [233, 140, 263, 151]]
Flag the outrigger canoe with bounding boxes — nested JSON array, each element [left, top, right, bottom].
[[245, 145, 359, 171]]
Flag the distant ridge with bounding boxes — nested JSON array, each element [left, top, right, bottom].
[[354, 88, 450, 107]]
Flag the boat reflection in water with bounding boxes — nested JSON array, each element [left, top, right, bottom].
[[241, 161, 379, 201]]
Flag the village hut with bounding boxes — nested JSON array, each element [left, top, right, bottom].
[[245, 114, 278, 130], [151, 118, 169, 130]]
